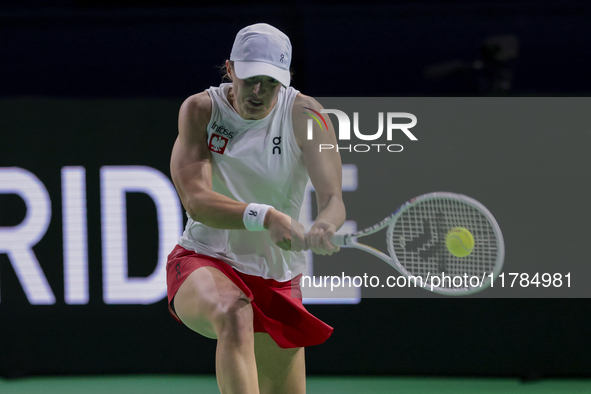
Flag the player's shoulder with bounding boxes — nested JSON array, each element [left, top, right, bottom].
[[292, 92, 324, 125], [179, 90, 212, 126], [293, 92, 323, 113], [291, 93, 326, 148]]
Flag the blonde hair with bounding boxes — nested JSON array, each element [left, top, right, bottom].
[[219, 60, 234, 82]]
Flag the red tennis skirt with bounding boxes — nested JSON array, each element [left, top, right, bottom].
[[166, 244, 333, 349]]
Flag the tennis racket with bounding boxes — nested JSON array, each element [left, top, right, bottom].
[[330, 192, 504, 295]]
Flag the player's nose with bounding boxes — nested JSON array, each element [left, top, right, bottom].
[[253, 82, 262, 96]]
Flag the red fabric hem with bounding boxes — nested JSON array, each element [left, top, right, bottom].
[[166, 244, 333, 348]]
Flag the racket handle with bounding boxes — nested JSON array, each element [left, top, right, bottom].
[[302, 232, 346, 246], [330, 233, 346, 246]]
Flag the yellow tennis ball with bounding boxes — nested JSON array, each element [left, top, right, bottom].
[[445, 227, 474, 257]]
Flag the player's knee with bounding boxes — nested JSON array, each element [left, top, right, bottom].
[[211, 297, 254, 343], [173, 297, 217, 338]]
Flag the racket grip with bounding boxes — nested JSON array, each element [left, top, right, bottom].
[[302, 232, 346, 246], [330, 233, 346, 246]]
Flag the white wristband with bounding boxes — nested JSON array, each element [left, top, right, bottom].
[[243, 203, 273, 231]]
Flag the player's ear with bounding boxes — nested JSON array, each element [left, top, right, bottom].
[[226, 60, 233, 81]]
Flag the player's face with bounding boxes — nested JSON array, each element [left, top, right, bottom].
[[228, 63, 282, 120]]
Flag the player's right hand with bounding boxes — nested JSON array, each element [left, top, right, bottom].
[[264, 209, 308, 252], [306, 219, 340, 256]]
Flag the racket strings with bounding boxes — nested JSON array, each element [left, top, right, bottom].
[[389, 198, 498, 289]]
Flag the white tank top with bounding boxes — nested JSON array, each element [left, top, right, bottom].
[[178, 83, 309, 281]]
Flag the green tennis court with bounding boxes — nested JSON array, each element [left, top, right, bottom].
[[1, 375, 590, 394]]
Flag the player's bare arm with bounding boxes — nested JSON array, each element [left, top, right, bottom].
[[171, 91, 248, 229], [293, 94, 346, 255], [171, 91, 306, 251]]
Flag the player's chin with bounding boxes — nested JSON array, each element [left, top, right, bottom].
[[244, 103, 267, 117]]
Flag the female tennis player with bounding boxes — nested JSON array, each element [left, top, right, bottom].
[[166, 23, 345, 394]]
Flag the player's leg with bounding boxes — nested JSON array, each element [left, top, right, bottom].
[[173, 266, 259, 394], [254, 332, 306, 394]]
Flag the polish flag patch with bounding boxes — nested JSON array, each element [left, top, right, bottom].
[[209, 135, 228, 154]]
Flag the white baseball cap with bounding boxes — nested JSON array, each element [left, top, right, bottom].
[[230, 23, 292, 87]]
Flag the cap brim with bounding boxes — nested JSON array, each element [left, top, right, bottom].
[[233, 61, 290, 87]]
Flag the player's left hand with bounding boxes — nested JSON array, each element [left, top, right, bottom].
[[306, 220, 340, 255]]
